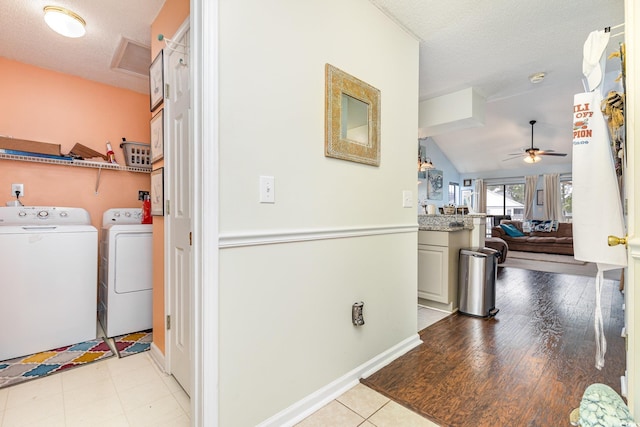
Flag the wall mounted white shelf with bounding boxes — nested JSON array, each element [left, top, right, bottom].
[[0, 152, 151, 173]]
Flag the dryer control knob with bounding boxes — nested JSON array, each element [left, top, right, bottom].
[[124, 212, 131, 217], [37, 210, 49, 218]]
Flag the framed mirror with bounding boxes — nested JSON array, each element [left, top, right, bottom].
[[325, 64, 380, 166]]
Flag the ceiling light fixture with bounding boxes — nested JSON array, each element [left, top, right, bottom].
[[43, 6, 86, 38], [418, 147, 434, 171], [529, 72, 545, 84], [420, 158, 434, 171], [524, 152, 541, 163]]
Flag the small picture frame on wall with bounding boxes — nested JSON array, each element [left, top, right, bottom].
[[536, 189, 544, 205], [463, 179, 472, 187], [150, 109, 164, 163], [151, 167, 164, 216], [149, 50, 164, 112]]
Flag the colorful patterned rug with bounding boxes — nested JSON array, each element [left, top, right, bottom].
[[0, 338, 114, 389], [113, 330, 152, 358]]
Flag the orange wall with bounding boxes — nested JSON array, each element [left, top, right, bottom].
[[0, 57, 150, 230], [150, 0, 190, 355]]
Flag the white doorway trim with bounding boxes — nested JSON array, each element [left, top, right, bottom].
[[191, 0, 219, 425]]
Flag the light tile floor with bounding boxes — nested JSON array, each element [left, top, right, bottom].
[[417, 305, 450, 331], [0, 352, 189, 427], [0, 306, 448, 426], [295, 306, 448, 426]]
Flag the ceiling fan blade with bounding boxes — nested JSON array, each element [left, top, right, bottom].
[[502, 155, 524, 161], [538, 152, 567, 157]]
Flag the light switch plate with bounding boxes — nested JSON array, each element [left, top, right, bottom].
[[402, 190, 412, 208], [260, 176, 275, 203]]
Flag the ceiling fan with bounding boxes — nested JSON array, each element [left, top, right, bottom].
[[504, 120, 568, 163]]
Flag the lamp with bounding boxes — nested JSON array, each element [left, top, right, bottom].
[[44, 6, 86, 38], [524, 153, 541, 163]]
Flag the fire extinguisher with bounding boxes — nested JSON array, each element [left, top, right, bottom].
[[142, 193, 152, 224]]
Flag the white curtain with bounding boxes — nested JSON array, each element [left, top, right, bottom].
[[475, 179, 486, 213], [524, 175, 538, 219], [543, 173, 561, 220]]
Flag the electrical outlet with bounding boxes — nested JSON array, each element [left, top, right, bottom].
[[11, 183, 24, 197]]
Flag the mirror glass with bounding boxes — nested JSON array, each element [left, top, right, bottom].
[[340, 94, 369, 145]]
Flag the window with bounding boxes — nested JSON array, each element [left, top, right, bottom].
[[561, 180, 572, 222], [448, 182, 459, 205], [486, 183, 525, 221]]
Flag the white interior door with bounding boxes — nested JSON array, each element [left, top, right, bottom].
[[166, 26, 192, 395]]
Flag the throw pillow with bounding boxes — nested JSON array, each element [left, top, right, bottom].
[[533, 220, 560, 232], [522, 220, 533, 233], [500, 223, 525, 237]]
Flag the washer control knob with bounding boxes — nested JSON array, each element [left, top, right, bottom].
[[114, 212, 120, 217], [59, 211, 68, 218], [37, 210, 49, 218], [18, 211, 27, 217], [124, 211, 131, 217]]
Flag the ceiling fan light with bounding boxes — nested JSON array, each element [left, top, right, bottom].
[[524, 154, 541, 164], [44, 6, 86, 38]]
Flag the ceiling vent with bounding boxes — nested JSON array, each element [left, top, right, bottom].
[[111, 37, 151, 79]]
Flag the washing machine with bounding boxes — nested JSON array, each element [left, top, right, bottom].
[[0, 206, 97, 361], [98, 208, 152, 338]]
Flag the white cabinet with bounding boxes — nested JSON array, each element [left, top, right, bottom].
[[418, 229, 470, 312]]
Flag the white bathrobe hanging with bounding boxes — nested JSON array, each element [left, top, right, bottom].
[[572, 29, 626, 369]]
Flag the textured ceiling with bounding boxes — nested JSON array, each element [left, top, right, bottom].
[[0, 0, 165, 94], [372, 0, 625, 174], [0, 1, 626, 174]]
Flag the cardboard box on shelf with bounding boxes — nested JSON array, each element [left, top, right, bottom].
[[0, 136, 62, 156]]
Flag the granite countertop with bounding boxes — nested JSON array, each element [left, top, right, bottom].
[[417, 214, 476, 232], [419, 224, 472, 232]]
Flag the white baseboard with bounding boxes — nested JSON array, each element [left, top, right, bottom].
[[256, 333, 422, 427], [148, 342, 166, 373]]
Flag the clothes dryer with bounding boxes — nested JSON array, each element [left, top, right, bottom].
[[98, 208, 152, 338]]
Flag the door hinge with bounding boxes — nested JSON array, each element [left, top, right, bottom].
[[166, 315, 171, 330], [165, 83, 170, 100], [189, 231, 192, 246], [166, 200, 170, 215]]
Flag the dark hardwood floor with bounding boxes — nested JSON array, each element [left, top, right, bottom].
[[362, 266, 626, 427]]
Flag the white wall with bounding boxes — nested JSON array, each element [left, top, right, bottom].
[[217, 1, 419, 425]]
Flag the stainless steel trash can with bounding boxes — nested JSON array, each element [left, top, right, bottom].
[[458, 248, 499, 317]]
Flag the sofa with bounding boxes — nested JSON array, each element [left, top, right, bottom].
[[491, 220, 574, 256]]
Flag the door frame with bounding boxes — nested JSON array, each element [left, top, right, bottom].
[[190, 0, 220, 425], [624, 0, 640, 417]]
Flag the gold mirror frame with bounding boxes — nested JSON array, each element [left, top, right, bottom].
[[325, 64, 381, 166]]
